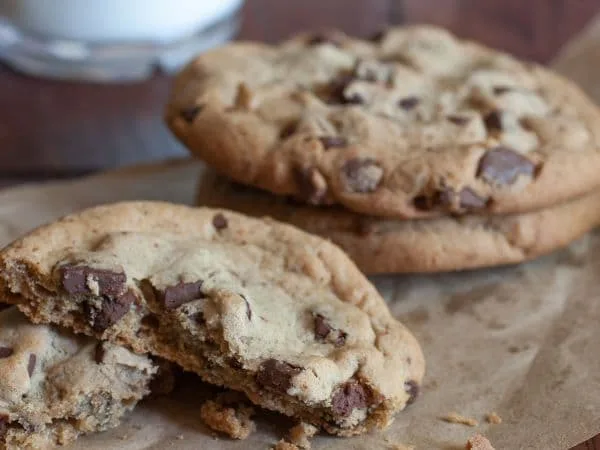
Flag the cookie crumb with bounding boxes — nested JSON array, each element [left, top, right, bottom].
[[273, 439, 300, 450], [200, 393, 255, 440], [441, 412, 478, 427], [288, 422, 318, 449], [485, 412, 502, 424], [466, 434, 495, 450]]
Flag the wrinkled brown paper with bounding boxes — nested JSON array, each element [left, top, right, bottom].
[[3, 19, 600, 450]]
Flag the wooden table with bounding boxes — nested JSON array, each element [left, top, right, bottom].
[[0, 1, 598, 448]]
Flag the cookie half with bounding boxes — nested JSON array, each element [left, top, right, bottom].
[[196, 171, 600, 273], [0, 202, 424, 436], [166, 25, 600, 219], [0, 307, 157, 449]]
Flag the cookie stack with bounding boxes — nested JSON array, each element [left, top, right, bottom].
[[166, 26, 600, 274]]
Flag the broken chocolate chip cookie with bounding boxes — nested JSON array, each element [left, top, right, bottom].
[[0, 201, 424, 437]]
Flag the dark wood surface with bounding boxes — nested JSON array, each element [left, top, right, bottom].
[[0, 1, 598, 448]]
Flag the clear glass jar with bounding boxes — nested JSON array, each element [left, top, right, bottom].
[[0, 0, 244, 82]]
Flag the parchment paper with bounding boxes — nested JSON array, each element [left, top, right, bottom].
[[2, 19, 600, 450]]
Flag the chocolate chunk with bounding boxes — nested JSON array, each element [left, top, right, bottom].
[[313, 314, 347, 347], [433, 188, 454, 208], [477, 146, 536, 186], [404, 380, 419, 405], [484, 110, 503, 131], [459, 187, 488, 209], [256, 359, 301, 392], [86, 290, 135, 332], [331, 381, 369, 417], [327, 74, 355, 104], [0, 347, 13, 359], [314, 314, 332, 340], [0, 415, 8, 438], [341, 158, 383, 193], [212, 213, 228, 230], [158, 281, 205, 310], [94, 343, 106, 364], [447, 115, 470, 126], [61, 265, 126, 297], [493, 86, 512, 95], [413, 195, 429, 211], [240, 294, 252, 320], [294, 166, 328, 205], [180, 105, 203, 123], [398, 96, 420, 110], [280, 122, 298, 139], [319, 136, 348, 149], [27, 354, 36, 377]]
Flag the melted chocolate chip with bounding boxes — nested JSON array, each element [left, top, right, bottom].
[[493, 86, 512, 95], [27, 354, 36, 377], [398, 96, 420, 110], [294, 166, 328, 205], [413, 195, 429, 211], [0, 415, 8, 439], [477, 146, 536, 186], [95, 343, 106, 364], [313, 314, 347, 347], [158, 281, 205, 310], [331, 381, 369, 417], [0, 347, 13, 359], [212, 213, 228, 230], [180, 105, 203, 123], [484, 110, 503, 131], [314, 314, 332, 340], [327, 74, 355, 104], [341, 158, 383, 193], [256, 359, 301, 392], [280, 122, 298, 139], [319, 136, 348, 149], [458, 187, 488, 209], [447, 115, 470, 126], [61, 265, 126, 297], [404, 380, 419, 405], [86, 290, 135, 332]]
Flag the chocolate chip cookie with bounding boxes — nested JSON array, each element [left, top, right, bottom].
[[166, 25, 600, 218], [0, 202, 424, 436], [196, 171, 600, 273], [0, 306, 157, 449]]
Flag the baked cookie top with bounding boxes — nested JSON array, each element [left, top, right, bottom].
[[0, 202, 424, 435], [166, 25, 600, 218]]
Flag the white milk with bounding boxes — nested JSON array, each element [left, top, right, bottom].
[[0, 0, 243, 42]]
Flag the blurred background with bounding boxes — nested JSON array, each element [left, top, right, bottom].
[[0, 0, 598, 189]]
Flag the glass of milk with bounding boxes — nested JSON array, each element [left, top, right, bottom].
[[0, 0, 244, 82]]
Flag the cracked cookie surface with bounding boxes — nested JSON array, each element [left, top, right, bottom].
[[0, 307, 156, 450], [196, 171, 600, 273], [0, 201, 424, 436], [166, 25, 600, 218]]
